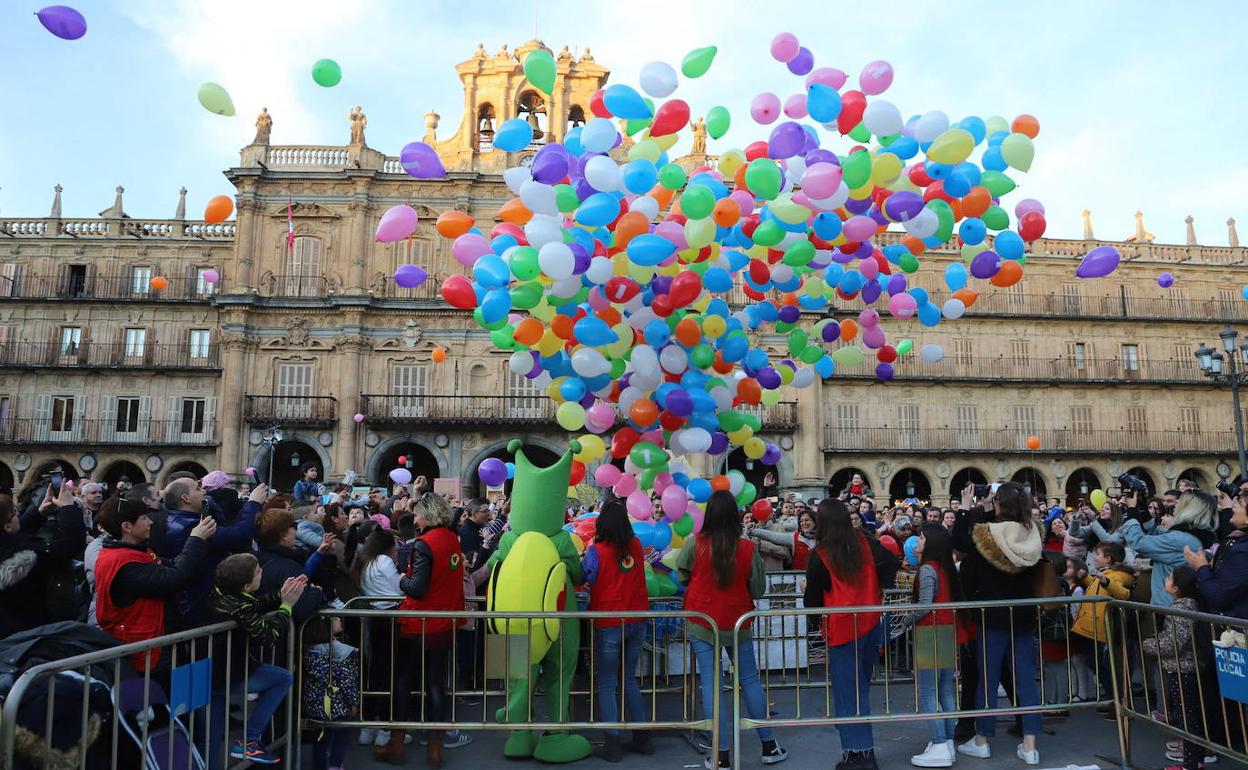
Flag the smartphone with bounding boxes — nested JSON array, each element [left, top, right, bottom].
[[321, 493, 335, 505], [972, 483, 991, 498], [48, 471, 62, 497]]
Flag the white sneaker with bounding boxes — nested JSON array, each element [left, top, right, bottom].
[[1015, 744, 1039, 766], [445, 732, 473, 749], [944, 740, 956, 763], [373, 729, 390, 747], [357, 727, 376, 746], [911, 741, 954, 767], [956, 738, 990, 759]]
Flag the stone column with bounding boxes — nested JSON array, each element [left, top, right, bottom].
[[345, 191, 370, 293], [233, 196, 261, 290], [792, 382, 825, 495], [331, 336, 366, 480], [218, 335, 249, 473]]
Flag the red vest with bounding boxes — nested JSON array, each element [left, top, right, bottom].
[[791, 533, 812, 571], [398, 527, 466, 638], [588, 539, 649, 627], [816, 535, 881, 647], [95, 545, 166, 671], [683, 538, 756, 633]]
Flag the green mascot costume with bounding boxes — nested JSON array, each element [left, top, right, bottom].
[[485, 439, 592, 763]]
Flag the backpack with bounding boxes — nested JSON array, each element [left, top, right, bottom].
[[301, 642, 360, 721]]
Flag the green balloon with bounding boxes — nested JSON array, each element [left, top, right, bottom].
[[681, 46, 717, 78], [680, 185, 714, 219], [897, 339, 913, 356], [706, 106, 731, 139], [741, 413, 762, 432], [311, 58, 342, 87], [640, 467, 663, 491], [523, 49, 557, 93], [736, 482, 757, 508], [690, 344, 715, 369], [491, 326, 516, 349], [848, 123, 871, 143], [899, 253, 920, 273], [831, 346, 865, 367], [672, 513, 693, 538], [196, 82, 235, 116], [609, 358, 627, 379], [630, 442, 666, 469], [788, 329, 808, 356], [842, 150, 872, 189], [718, 411, 745, 432], [750, 219, 784, 247], [799, 345, 824, 364], [782, 240, 815, 267], [775, 320, 795, 333], [510, 281, 543, 309], [928, 199, 955, 243], [981, 205, 1010, 231], [744, 158, 782, 200], [625, 101, 655, 136], [878, 133, 900, 147], [509, 246, 540, 280], [981, 171, 1016, 197], [554, 184, 580, 213], [473, 308, 507, 330], [658, 162, 687, 191]]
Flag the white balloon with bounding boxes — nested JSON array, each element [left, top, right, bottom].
[[659, 344, 688, 374], [503, 165, 532, 194], [903, 208, 939, 239], [791, 368, 816, 388], [680, 427, 712, 454], [709, 386, 733, 411], [941, 298, 966, 320], [862, 100, 903, 137], [914, 110, 949, 144], [586, 256, 614, 285], [920, 343, 945, 364], [784, 156, 807, 186], [770, 263, 795, 284], [777, 231, 807, 249], [509, 350, 534, 375], [519, 180, 558, 215], [630, 344, 660, 379], [538, 241, 575, 280], [808, 182, 850, 211], [550, 275, 583, 298], [571, 347, 610, 377], [627, 307, 658, 330], [639, 61, 679, 98], [726, 470, 745, 496], [532, 371, 552, 388], [580, 118, 619, 154], [629, 195, 660, 220], [523, 216, 563, 249], [584, 155, 621, 192]]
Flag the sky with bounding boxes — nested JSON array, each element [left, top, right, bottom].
[[2, 0, 1246, 246]]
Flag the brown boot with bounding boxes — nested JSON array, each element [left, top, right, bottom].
[[427, 730, 445, 769], [373, 729, 407, 765]]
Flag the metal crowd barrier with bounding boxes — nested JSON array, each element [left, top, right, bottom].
[[0, 616, 295, 770]]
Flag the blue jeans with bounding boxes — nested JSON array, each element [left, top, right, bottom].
[[596, 622, 647, 735], [206, 664, 294, 769], [918, 667, 957, 742], [312, 727, 349, 770], [689, 636, 774, 750], [975, 627, 1041, 737], [828, 622, 881, 753]]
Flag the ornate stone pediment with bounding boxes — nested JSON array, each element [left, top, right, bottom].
[[375, 321, 435, 351], [267, 201, 341, 219], [258, 317, 332, 349]]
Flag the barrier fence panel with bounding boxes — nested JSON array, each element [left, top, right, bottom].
[[0, 617, 295, 770], [1109, 600, 1248, 768]]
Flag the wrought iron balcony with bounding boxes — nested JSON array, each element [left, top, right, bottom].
[[244, 396, 338, 425], [255, 274, 330, 299], [822, 426, 1236, 455], [738, 401, 799, 431], [360, 395, 555, 425], [0, 272, 217, 302], [0, 341, 219, 370], [829, 356, 1204, 385], [0, 418, 216, 446]]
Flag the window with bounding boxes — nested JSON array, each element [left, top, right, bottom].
[[195, 268, 217, 296], [181, 398, 206, 434], [276, 363, 313, 419], [1174, 343, 1194, 370], [188, 330, 211, 359], [131, 266, 152, 295], [1126, 405, 1147, 435], [63, 265, 87, 298], [955, 405, 977, 433], [1179, 406, 1201, 434], [0, 263, 17, 298], [897, 404, 920, 449], [837, 403, 860, 431], [1061, 283, 1081, 314], [115, 397, 141, 433], [0, 397, 9, 436], [51, 396, 75, 433], [1121, 344, 1140, 372], [953, 338, 973, 366], [123, 328, 146, 357], [1071, 406, 1093, 435], [286, 237, 322, 297], [1219, 288, 1237, 313], [507, 371, 544, 418], [392, 364, 428, 418], [59, 326, 81, 355], [1070, 342, 1087, 370], [1014, 405, 1036, 436], [1009, 339, 1030, 364], [1005, 281, 1025, 307], [403, 239, 429, 266]]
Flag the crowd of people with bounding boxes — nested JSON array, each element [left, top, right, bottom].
[[2, 463, 1247, 770]]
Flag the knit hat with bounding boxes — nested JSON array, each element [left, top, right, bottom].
[[201, 470, 231, 491], [370, 513, 391, 530]]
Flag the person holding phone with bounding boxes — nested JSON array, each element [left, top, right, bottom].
[[0, 483, 85, 636], [1183, 487, 1248, 619]]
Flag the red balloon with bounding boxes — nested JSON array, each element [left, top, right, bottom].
[[748, 260, 771, 285], [837, 90, 866, 134], [605, 276, 641, 303], [876, 345, 897, 363], [907, 163, 933, 187], [650, 99, 691, 137], [669, 270, 702, 307], [651, 294, 674, 317], [397, 455, 407, 465], [1018, 210, 1047, 242], [659, 411, 686, 431], [611, 427, 641, 459], [490, 221, 528, 243], [589, 88, 611, 118], [751, 499, 773, 522], [569, 460, 586, 486], [441, 274, 477, 310], [743, 141, 770, 161]]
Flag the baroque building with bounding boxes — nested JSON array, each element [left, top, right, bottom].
[[0, 41, 1244, 504]]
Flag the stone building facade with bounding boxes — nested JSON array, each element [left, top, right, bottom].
[[0, 41, 1244, 503]]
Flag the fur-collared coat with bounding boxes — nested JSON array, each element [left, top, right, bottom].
[[953, 506, 1043, 631]]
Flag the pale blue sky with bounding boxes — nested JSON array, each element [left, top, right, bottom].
[[2, 1, 1245, 245]]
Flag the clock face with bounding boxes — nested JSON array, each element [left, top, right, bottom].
[[519, 154, 535, 168]]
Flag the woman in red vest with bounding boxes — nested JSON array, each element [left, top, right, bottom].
[[581, 500, 651, 761], [750, 509, 816, 571], [377, 493, 465, 767], [803, 498, 890, 770], [679, 490, 788, 770]]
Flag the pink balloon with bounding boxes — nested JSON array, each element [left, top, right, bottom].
[[688, 505, 705, 534], [653, 471, 674, 494], [750, 92, 781, 125], [374, 204, 419, 243], [770, 32, 800, 63], [627, 490, 652, 520], [353, 413, 365, 423], [729, 190, 755, 216], [842, 215, 877, 242], [858, 308, 880, 327], [661, 485, 688, 520], [594, 464, 622, 488], [654, 220, 689, 251], [859, 60, 894, 96], [800, 162, 842, 199], [1014, 198, 1045, 219], [586, 402, 616, 433], [587, 286, 610, 312], [861, 324, 887, 350], [451, 233, 491, 267], [783, 93, 808, 119], [859, 257, 879, 281], [805, 67, 847, 91], [640, 429, 665, 447], [614, 473, 638, 497], [887, 292, 918, 319]]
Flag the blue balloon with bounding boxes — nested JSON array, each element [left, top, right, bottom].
[[480, 288, 511, 324], [917, 302, 942, 327], [632, 520, 656, 548], [953, 162, 982, 186], [573, 316, 618, 346], [880, 135, 919, 159], [958, 218, 987, 246], [882, 243, 908, 264], [644, 319, 671, 346], [981, 146, 1007, 172], [720, 333, 749, 361], [623, 159, 659, 195], [602, 84, 653, 119], [575, 192, 619, 227], [703, 267, 733, 294], [987, 130, 1008, 147], [745, 348, 769, 370], [943, 170, 972, 198], [688, 477, 712, 503], [627, 234, 677, 266], [837, 270, 864, 295], [807, 83, 842, 123], [706, 298, 731, 317], [563, 127, 585, 156], [652, 521, 672, 551], [945, 262, 969, 291], [493, 118, 534, 152], [815, 354, 835, 378], [491, 234, 519, 254], [505, 462, 516, 479], [958, 116, 987, 145], [995, 230, 1025, 261], [812, 211, 843, 240], [560, 378, 587, 402], [908, 287, 930, 305], [924, 161, 951, 180], [474, 254, 511, 288]]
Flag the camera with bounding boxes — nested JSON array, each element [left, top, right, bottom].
[[972, 484, 992, 498], [1116, 473, 1149, 495], [1217, 480, 1238, 498]]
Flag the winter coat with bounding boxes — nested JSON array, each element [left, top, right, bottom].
[[1196, 530, 1248, 620], [0, 504, 87, 637], [296, 517, 325, 553], [163, 500, 259, 622], [208, 588, 289, 685], [255, 543, 329, 622], [97, 537, 210, 634], [1120, 518, 1215, 608], [1072, 564, 1135, 642], [953, 506, 1043, 631], [1141, 597, 1203, 673]]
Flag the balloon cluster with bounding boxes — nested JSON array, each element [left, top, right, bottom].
[[392, 34, 1057, 535]]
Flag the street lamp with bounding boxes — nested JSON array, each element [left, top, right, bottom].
[[261, 425, 283, 489], [1195, 327, 1248, 481]]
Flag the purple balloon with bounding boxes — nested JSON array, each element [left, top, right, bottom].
[[400, 141, 446, 179], [1158, 272, 1175, 288], [969, 249, 1001, 280], [666, 389, 693, 417], [37, 5, 86, 40], [569, 242, 591, 274], [887, 273, 908, 295], [867, 206, 889, 226], [820, 321, 841, 342], [804, 149, 839, 166], [786, 47, 814, 76], [861, 280, 882, 304], [757, 367, 782, 389], [394, 264, 429, 288], [844, 196, 873, 215], [761, 442, 783, 465], [708, 431, 730, 455], [767, 122, 806, 160], [574, 178, 596, 202], [1076, 246, 1121, 279], [778, 305, 800, 323], [479, 457, 508, 487], [530, 144, 570, 184], [883, 191, 925, 222], [830, 249, 855, 264], [875, 362, 894, 381]]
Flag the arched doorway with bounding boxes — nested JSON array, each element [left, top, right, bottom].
[[722, 448, 779, 501], [889, 468, 931, 504], [0, 460, 14, 493], [828, 467, 872, 499], [1123, 466, 1157, 496], [100, 461, 145, 495], [374, 442, 440, 493], [1178, 467, 1210, 490], [165, 460, 209, 483], [1065, 467, 1102, 507], [32, 458, 79, 483], [949, 467, 988, 498], [1011, 467, 1048, 500], [259, 440, 320, 493], [467, 443, 560, 500]]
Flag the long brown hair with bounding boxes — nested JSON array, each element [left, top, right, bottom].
[[815, 498, 862, 580], [702, 490, 742, 588], [994, 482, 1033, 529]]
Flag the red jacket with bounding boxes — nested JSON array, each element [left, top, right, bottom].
[[816, 536, 881, 647], [587, 539, 648, 627], [95, 545, 166, 670], [683, 539, 756, 633], [398, 527, 465, 638]]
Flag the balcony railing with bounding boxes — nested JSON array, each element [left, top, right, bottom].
[[361, 395, 555, 425], [738, 401, 799, 431], [370, 275, 441, 301], [0, 341, 220, 370], [0, 418, 216, 446], [244, 396, 338, 425], [256, 274, 331, 299], [0, 273, 217, 302], [829, 356, 1205, 384], [822, 426, 1236, 455]]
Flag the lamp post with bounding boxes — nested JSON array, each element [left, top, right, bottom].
[[261, 425, 283, 489], [1195, 326, 1248, 481]]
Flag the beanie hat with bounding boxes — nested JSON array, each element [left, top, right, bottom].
[[201, 470, 231, 491]]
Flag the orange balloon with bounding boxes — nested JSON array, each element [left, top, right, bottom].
[[711, 198, 741, 227], [710, 475, 731, 492], [737, 377, 762, 405], [550, 314, 575, 341], [989, 260, 1024, 288], [149, 276, 168, 291], [514, 317, 543, 346], [648, 186, 674, 211], [629, 398, 659, 427], [432, 346, 447, 363], [952, 288, 979, 308], [1012, 114, 1040, 139], [203, 195, 233, 224], [436, 210, 475, 238], [962, 187, 991, 218], [711, 350, 734, 375], [597, 306, 622, 327], [901, 236, 926, 256], [674, 317, 701, 347], [1026, 435, 1041, 450], [840, 319, 858, 342], [614, 211, 649, 249], [497, 198, 533, 226]]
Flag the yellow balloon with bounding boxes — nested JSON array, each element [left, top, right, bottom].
[[547, 377, 568, 402], [702, 315, 726, 338], [1089, 489, 1108, 511], [848, 181, 875, 200], [556, 401, 586, 431], [727, 426, 753, 445], [685, 217, 716, 248], [530, 299, 556, 323], [574, 434, 605, 462], [669, 533, 686, 551], [961, 243, 990, 263], [769, 196, 811, 225], [718, 148, 745, 177], [803, 276, 825, 297], [537, 329, 563, 357], [744, 437, 766, 460], [927, 128, 975, 164], [870, 152, 903, 185], [650, 132, 679, 152], [628, 140, 662, 163], [627, 261, 657, 283]]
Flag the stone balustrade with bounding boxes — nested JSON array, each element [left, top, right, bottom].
[[0, 218, 234, 240]]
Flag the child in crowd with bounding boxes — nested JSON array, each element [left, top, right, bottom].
[[1072, 542, 1135, 700], [1062, 557, 1096, 702], [1141, 566, 1207, 770], [302, 614, 359, 770], [908, 525, 966, 768]]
